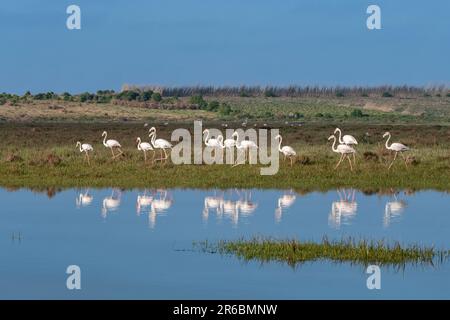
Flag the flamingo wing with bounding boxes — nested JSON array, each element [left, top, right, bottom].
[[281, 146, 296, 156], [343, 135, 358, 145], [155, 139, 172, 148], [107, 139, 121, 148], [82, 144, 93, 151], [390, 143, 409, 152], [337, 144, 355, 154]]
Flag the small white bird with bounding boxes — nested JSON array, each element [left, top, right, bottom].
[[383, 132, 410, 170], [203, 129, 222, 148], [275, 134, 297, 166], [76, 141, 93, 165], [136, 137, 154, 163], [328, 135, 356, 171], [148, 127, 172, 162], [334, 128, 357, 164], [102, 131, 123, 159]]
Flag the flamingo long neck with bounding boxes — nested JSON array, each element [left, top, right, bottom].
[[385, 134, 391, 149], [331, 136, 338, 152], [277, 136, 283, 152], [102, 133, 107, 147], [137, 138, 142, 150], [77, 143, 83, 152], [336, 128, 343, 144]]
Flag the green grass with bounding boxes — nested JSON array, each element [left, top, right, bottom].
[[194, 236, 450, 268], [0, 123, 449, 190]]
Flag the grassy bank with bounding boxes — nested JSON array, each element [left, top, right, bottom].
[[195, 237, 449, 267], [0, 123, 449, 189]]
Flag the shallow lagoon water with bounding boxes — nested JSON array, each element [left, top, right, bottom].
[[0, 187, 449, 299]]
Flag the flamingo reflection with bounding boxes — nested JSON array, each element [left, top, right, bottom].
[[203, 191, 224, 221], [384, 191, 407, 227], [275, 190, 296, 223], [329, 189, 358, 229], [101, 189, 121, 218], [136, 190, 153, 216], [149, 189, 173, 229], [76, 189, 93, 208]]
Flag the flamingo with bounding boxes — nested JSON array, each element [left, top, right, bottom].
[[275, 134, 296, 166], [275, 191, 296, 223], [383, 132, 410, 170], [232, 131, 258, 166], [334, 128, 358, 164], [328, 135, 356, 171], [136, 137, 154, 163], [148, 127, 172, 162], [102, 131, 123, 159], [101, 189, 121, 218], [76, 141, 93, 165]]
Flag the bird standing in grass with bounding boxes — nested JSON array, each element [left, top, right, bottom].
[[102, 131, 123, 159], [334, 128, 358, 164], [136, 137, 154, 163], [383, 132, 410, 170], [275, 134, 296, 166], [148, 127, 172, 162], [232, 131, 258, 166], [76, 141, 93, 165], [328, 135, 356, 171]]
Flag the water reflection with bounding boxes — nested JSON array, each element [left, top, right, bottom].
[[329, 189, 358, 229], [384, 192, 407, 228], [203, 189, 258, 226], [101, 189, 121, 218], [76, 189, 93, 208], [149, 189, 173, 229], [275, 190, 296, 223]]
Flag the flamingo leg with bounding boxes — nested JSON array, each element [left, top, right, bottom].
[[352, 152, 356, 165], [347, 155, 353, 171], [290, 156, 294, 167], [388, 152, 398, 170], [144, 151, 147, 163], [110, 148, 115, 158], [86, 152, 90, 166], [334, 153, 344, 169], [400, 152, 408, 167]]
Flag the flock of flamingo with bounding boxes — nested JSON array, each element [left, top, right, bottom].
[[76, 126, 410, 170], [76, 188, 406, 229]]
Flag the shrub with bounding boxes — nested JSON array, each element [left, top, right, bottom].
[[350, 109, 364, 118], [189, 95, 207, 108], [218, 103, 232, 116], [264, 90, 278, 98], [140, 90, 153, 101], [207, 100, 220, 111], [382, 92, 394, 98], [315, 113, 324, 117], [336, 92, 345, 97]]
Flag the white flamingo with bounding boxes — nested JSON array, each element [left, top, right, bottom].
[[334, 128, 358, 163], [328, 135, 356, 171], [232, 131, 258, 166], [102, 131, 123, 159], [275, 134, 296, 166], [136, 137, 154, 163], [148, 127, 172, 162], [76, 141, 93, 165], [203, 129, 222, 148], [383, 132, 410, 170]]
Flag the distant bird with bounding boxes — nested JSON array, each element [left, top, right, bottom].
[[102, 131, 123, 159], [148, 127, 172, 162], [275, 134, 296, 166], [383, 132, 410, 170], [334, 128, 358, 163], [136, 137, 154, 163], [328, 135, 356, 171], [76, 141, 93, 165], [232, 131, 258, 166]]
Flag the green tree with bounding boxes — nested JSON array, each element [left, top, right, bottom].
[[152, 92, 162, 102]]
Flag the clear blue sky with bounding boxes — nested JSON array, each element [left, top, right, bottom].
[[0, 0, 448, 93]]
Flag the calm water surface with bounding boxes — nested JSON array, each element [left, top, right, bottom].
[[0, 188, 448, 299]]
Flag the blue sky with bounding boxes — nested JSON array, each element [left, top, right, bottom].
[[0, 0, 448, 93]]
